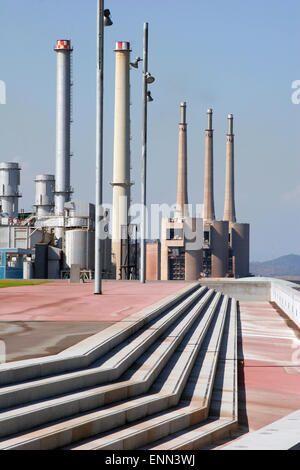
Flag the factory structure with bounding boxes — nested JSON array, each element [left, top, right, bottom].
[[0, 39, 249, 281], [156, 104, 249, 281], [0, 40, 97, 280]]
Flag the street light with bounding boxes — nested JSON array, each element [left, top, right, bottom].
[[130, 57, 142, 69], [130, 24, 155, 284], [140, 22, 155, 284], [145, 72, 155, 84], [147, 91, 154, 102], [104, 9, 113, 26], [95, 1, 112, 295]]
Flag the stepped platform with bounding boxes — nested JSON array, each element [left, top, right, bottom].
[[0, 278, 299, 450]]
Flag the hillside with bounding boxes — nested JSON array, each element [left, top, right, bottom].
[[250, 254, 300, 277]]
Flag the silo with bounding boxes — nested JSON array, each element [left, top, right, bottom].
[[210, 221, 229, 278], [0, 162, 21, 218], [34, 175, 55, 218], [230, 223, 249, 278], [65, 229, 95, 271]]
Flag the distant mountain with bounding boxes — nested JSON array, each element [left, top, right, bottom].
[[250, 254, 300, 277]]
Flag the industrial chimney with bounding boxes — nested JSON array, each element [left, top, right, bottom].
[[175, 102, 188, 218], [54, 40, 72, 220], [111, 41, 132, 279], [203, 109, 215, 222], [223, 114, 236, 223]]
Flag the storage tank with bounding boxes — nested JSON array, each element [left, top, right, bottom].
[[65, 230, 95, 270], [34, 175, 55, 218], [210, 220, 229, 278], [0, 162, 21, 218], [23, 260, 34, 280], [230, 223, 250, 278]]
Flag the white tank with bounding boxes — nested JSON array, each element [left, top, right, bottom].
[[65, 229, 95, 270], [23, 260, 34, 280], [0, 162, 21, 218], [34, 175, 55, 218]]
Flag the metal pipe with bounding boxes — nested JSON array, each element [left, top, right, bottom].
[[94, 0, 104, 294], [140, 22, 148, 284]]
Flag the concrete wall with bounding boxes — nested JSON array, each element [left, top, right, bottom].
[[146, 241, 161, 281], [199, 279, 270, 301], [199, 278, 300, 328]]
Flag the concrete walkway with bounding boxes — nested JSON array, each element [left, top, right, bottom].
[[0, 281, 189, 362], [224, 410, 300, 450], [210, 300, 300, 450], [238, 301, 300, 432], [0, 281, 190, 322]]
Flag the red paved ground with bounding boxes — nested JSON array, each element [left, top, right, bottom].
[[238, 301, 300, 432], [0, 281, 190, 322]]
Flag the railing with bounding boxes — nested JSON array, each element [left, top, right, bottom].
[[270, 281, 300, 328]]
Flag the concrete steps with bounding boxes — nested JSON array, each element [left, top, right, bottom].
[[0, 287, 213, 438], [67, 295, 230, 450], [0, 285, 238, 451], [0, 286, 206, 411], [0, 282, 200, 387], [143, 298, 238, 450]]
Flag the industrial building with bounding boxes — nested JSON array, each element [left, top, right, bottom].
[[159, 104, 250, 280], [0, 40, 102, 281], [0, 38, 249, 282]]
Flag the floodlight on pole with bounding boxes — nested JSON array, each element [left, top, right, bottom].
[[104, 9, 113, 26], [145, 72, 155, 84], [147, 91, 153, 102], [95, 0, 112, 295], [140, 22, 155, 284], [130, 57, 142, 69]]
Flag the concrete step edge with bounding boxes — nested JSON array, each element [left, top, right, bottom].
[[0, 289, 215, 437], [63, 295, 229, 451], [0, 293, 223, 450], [0, 286, 207, 410], [0, 282, 200, 386], [144, 299, 238, 450]]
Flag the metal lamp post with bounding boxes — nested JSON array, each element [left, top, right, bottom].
[[140, 22, 155, 283], [94, 1, 112, 295]]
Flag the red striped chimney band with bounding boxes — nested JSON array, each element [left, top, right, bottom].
[[115, 41, 131, 51], [55, 40, 72, 50]]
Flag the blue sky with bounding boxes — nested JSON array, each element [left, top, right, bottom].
[[0, 0, 300, 261]]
